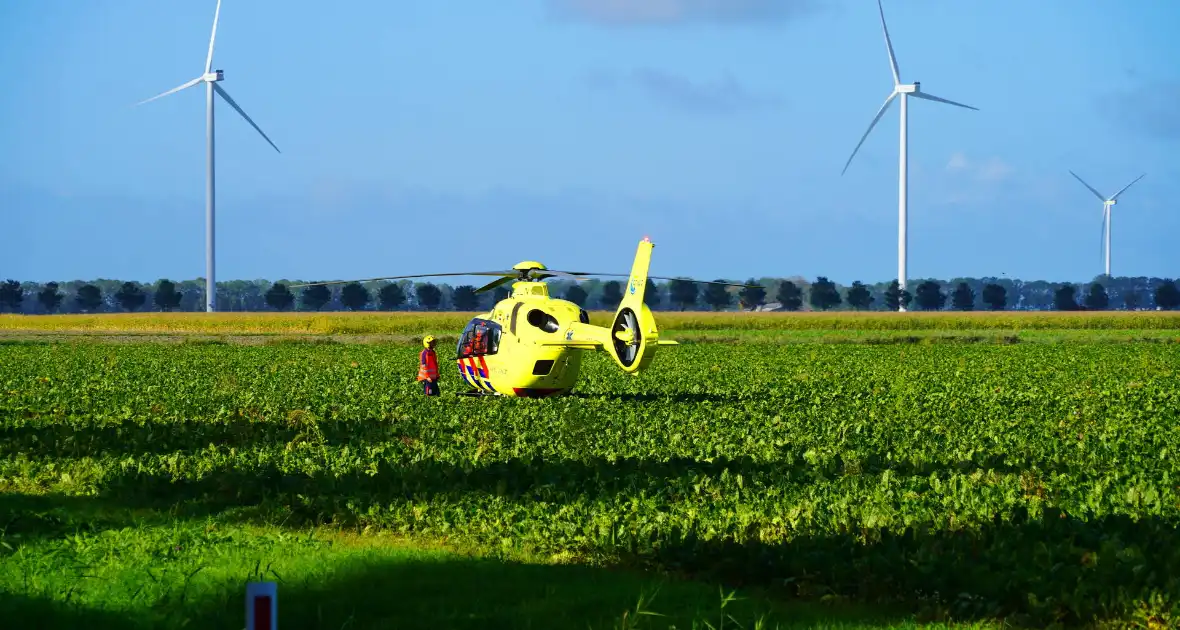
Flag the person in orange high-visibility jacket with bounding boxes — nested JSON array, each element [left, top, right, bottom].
[[417, 335, 440, 396]]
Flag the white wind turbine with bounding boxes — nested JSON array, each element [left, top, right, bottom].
[[136, 0, 280, 312], [840, 0, 978, 311], [1069, 170, 1145, 278]]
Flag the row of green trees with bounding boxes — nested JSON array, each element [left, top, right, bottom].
[[2, 275, 1178, 314], [788, 278, 1180, 312]]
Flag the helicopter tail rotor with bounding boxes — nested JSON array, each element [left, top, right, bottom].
[[604, 237, 669, 374], [608, 303, 661, 373]]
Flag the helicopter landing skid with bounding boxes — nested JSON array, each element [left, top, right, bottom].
[[456, 389, 496, 397]]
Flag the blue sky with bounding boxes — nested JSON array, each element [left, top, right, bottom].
[[3, 0, 1178, 285]]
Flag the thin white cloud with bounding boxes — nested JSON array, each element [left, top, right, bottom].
[[944, 151, 1012, 183], [945, 152, 969, 172], [935, 151, 1015, 206]]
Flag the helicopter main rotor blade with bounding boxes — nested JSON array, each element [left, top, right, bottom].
[[287, 265, 764, 291], [651, 276, 761, 288], [653, 276, 759, 288], [289, 271, 514, 289], [544, 271, 761, 288], [474, 276, 516, 294], [533, 270, 585, 281]]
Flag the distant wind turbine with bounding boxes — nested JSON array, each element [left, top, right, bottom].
[[1069, 170, 1145, 278], [136, 0, 280, 312], [840, 0, 978, 312]]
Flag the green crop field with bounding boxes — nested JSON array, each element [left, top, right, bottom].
[[2, 313, 1179, 628]]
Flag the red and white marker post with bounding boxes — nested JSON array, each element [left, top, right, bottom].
[[246, 581, 277, 630]]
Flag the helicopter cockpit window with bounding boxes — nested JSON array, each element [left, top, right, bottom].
[[457, 319, 501, 359]]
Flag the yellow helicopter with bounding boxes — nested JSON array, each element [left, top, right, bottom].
[[292, 237, 757, 398]]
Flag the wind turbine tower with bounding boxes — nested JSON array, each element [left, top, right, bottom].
[[1069, 171, 1145, 278], [840, 0, 978, 311], [136, 0, 280, 312]]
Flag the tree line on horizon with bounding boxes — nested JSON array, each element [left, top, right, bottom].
[[1, 274, 1179, 314]]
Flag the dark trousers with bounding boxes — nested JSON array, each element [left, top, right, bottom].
[[423, 380, 440, 396]]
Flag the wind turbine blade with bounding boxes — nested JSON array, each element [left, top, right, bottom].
[[135, 77, 204, 106], [841, 91, 897, 175], [909, 91, 978, 111], [1110, 173, 1145, 201], [205, 0, 222, 74], [877, 0, 900, 86], [1069, 170, 1106, 202], [212, 83, 280, 153]]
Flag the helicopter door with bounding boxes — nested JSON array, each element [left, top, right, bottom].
[[457, 319, 501, 359]]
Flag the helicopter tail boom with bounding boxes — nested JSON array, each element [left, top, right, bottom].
[[538, 338, 602, 350]]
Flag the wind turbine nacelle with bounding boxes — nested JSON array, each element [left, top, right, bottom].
[[897, 83, 917, 94], [205, 70, 224, 82]]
